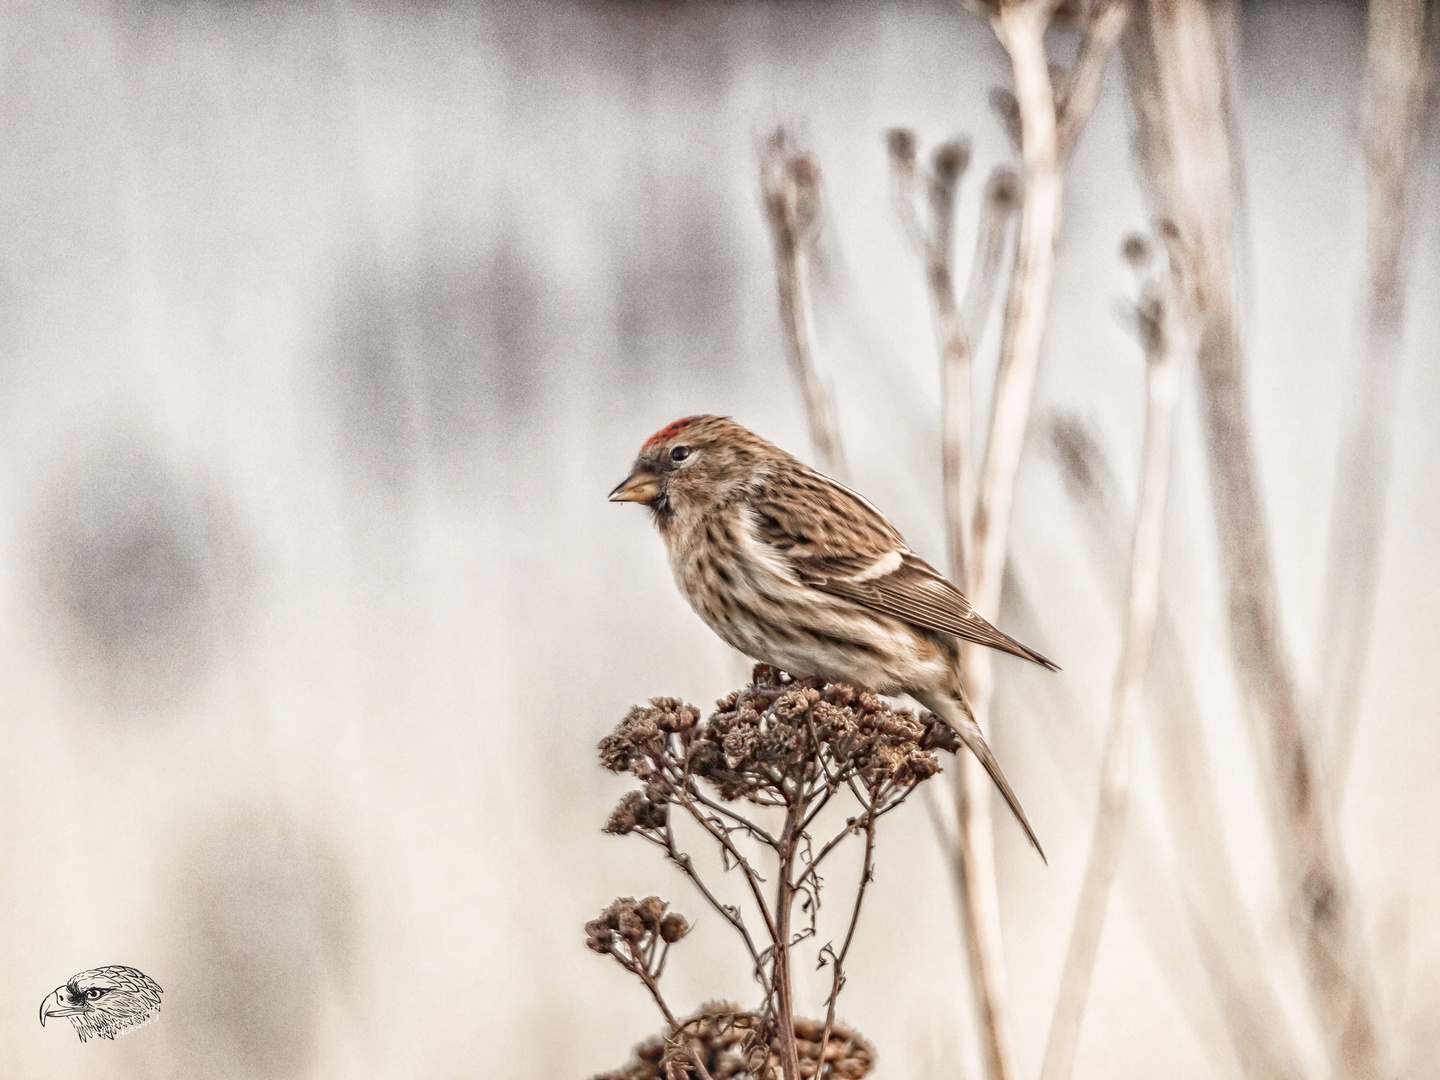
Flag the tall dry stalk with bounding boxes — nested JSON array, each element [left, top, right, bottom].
[[761, 132, 848, 481], [1038, 239, 1186, 1080], [1320, 0, 1434, 788], [1046, 414, 1308, 1080], [1124, 4, 1392, 1077], [888, 131, 1020, 612], [951, 3, 1129, 1077]]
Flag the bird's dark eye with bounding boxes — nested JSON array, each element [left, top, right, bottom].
[[670, 446, 691, 462], [84, 989, 106, 1001]]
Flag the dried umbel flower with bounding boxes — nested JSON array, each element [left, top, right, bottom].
[[592, 668, 944, 1080], [585, 897, 689, 969], [605, 790, 669, 836], [885, 127, 917, 165], [932, 139, 971, 185], [659, 913, 689, 944], [600, 666, 953, 814], [590, 1005, 874, 1080]]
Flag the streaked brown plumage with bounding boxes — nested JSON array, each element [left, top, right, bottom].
[[610, 415, 1056, 859]]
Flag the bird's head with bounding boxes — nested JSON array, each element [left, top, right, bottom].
[[40, 966, 163, 1042], [610, 416, 776, 525]]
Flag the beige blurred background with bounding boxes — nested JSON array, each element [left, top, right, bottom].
[[0, 1, 1436, 1078]]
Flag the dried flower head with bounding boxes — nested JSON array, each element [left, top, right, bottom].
[[885, 128, 917, 165], [590, 1004, 874, 1080], [605, 790, 670, 837], [586, 897, 689, 969], [659, 913, 689, 944], [988, 167, 1020, 213], [932, 139, 971, 185], [1122, 233, 1153, 268], [599, 667, 953, 815], [591, 668, 943, 1079]]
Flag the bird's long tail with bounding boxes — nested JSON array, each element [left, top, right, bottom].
[[918, 687, 1046, 864]]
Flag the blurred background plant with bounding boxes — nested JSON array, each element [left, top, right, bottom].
[[0, 2, 1436, 1079]]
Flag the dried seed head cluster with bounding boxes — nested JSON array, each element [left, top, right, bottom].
[[600, 666, 958, 816], [590, 668, 947, 1080], [590, 1004, 874, 1080], [586, 896, 690, 960]]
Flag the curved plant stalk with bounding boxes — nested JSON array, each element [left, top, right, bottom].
[[1046, 413, 1309, 1080], [1320, 0, 1434, 788], [1039, 254, 1186, 1080], [762, 131, 848, 481], [952, 3, 1129, 1077]]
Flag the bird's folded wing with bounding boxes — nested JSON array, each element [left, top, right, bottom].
[[746, 470, 1057, 669]]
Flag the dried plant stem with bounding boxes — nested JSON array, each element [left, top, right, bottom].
[[1046, 415, 1308, 1080], [948, 4, 1126, 1077], [1123, 4, 1391, 1077], [1055, 0, 1132, 162], [935, 206, 979, 586], [643, 972, 720, 1080], [959, 169, 1021, 348], [1039, 276, 1184, 1080], [773, 799, 805, 1080], [817, 799, 879, 1078], [1321, 0, 1433, 786], [955, 10, 1061, 1078], [763, 137, 848, 481]]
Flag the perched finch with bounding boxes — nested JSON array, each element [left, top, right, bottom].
[[610, 415, 1056, 859]]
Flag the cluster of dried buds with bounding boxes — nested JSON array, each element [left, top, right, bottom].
[[589, 667, 954, 1080], [599, 665, 959, 822], [590, 1004, 874, 1080], [586, 896, 690, 963]]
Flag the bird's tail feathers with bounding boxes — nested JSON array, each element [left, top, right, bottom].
[[963, 617, 1060, 671], [919, 687, 1047, 864]]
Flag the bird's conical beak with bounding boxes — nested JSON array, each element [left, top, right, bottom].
[[40, 987, 81, 1026], [609, 469, 661, 504]]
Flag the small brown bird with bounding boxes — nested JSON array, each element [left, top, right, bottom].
[[610, 415, 1056, 859]]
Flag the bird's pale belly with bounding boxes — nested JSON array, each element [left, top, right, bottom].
[[671, 544, 954, 695]]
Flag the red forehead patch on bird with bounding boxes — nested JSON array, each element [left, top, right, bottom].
[[643, 417, 699, 450]]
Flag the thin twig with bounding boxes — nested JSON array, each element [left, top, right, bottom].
[[1123, 5, 1392, 1077], [1321, 0, 1434, 788], [959, 167, 1022, 346], [951, 1, 1129, 1072], [762, 131, 848, 480], [1055, 0, 1132, 163], [1039, 252, 1186, 1080], [660, 826, 769, 996], [816, 797, 879, 1079], [677, 793, 783, 948]]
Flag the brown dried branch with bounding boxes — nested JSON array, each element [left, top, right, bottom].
[[1038, 239, 1186, 1080], [595, 670, 949, 1080], [1321, 0, 1435, 787], [586, 898, 716, 1080], [816, 794, 879, 1079], [761, 131, 848, 481], [1123, 4, 1392, 1078], [593, 1006, 875, 1080]]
